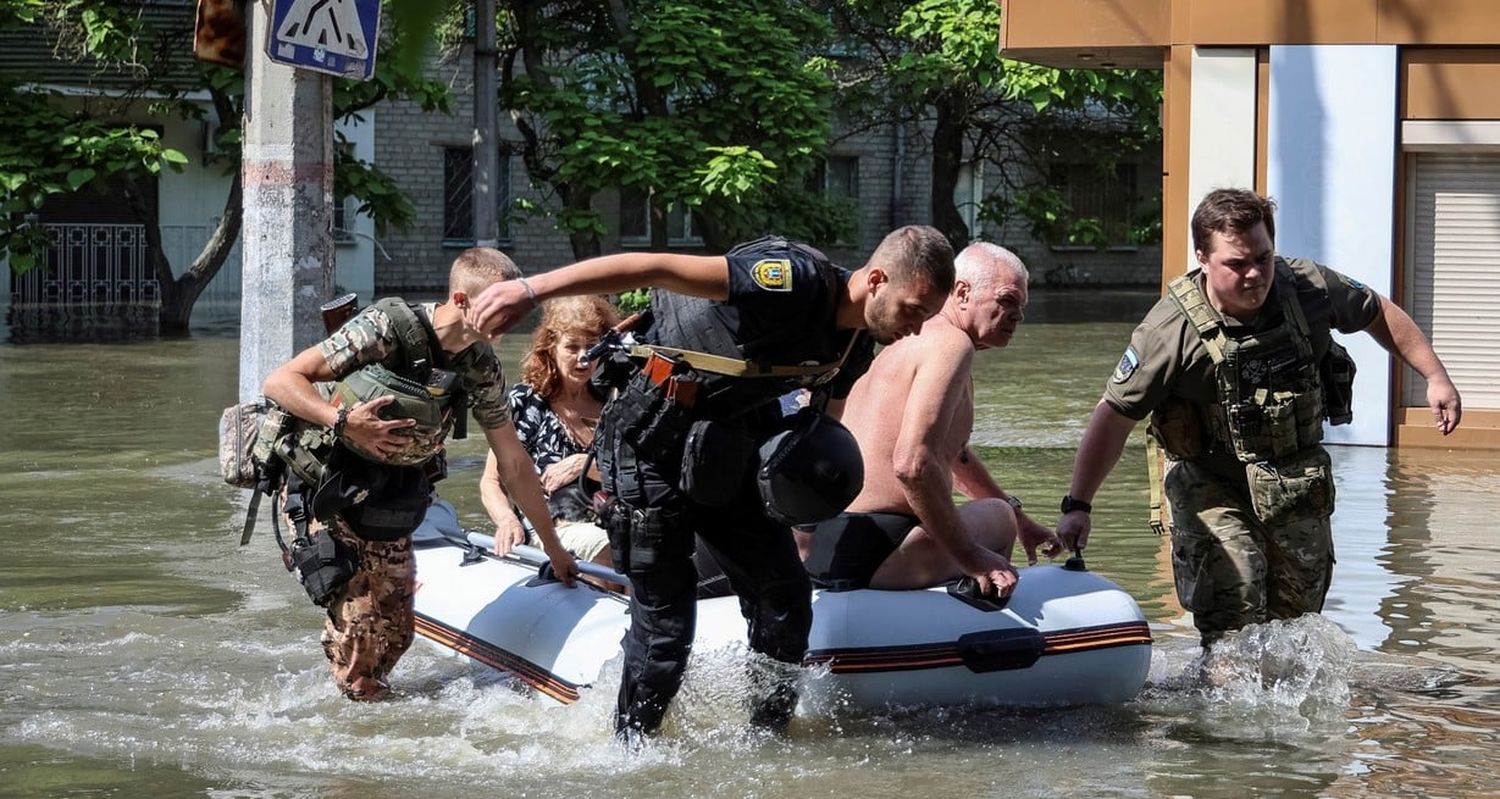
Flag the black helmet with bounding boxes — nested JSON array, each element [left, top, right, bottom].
[[756, 411, 864, 526]]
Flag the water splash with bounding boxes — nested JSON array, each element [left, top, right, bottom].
[[1142, 614, 1356, 741]]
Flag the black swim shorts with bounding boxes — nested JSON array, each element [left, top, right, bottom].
[[802, 512, 918, 590]]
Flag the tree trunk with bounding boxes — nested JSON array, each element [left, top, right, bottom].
[[604, 0, 670, 119], [119, 177, 171, 335], [499, 25, 600, 262], [930, 92, 971, 250], [159, 174, 244, 334], [118, 87, 247, 336], [564, 188, 600, 260], [694, 208, 732, 253], [152, 172, 243, 336], [649, 193, 668, 250]]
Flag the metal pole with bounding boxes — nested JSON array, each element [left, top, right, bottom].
[[238, 1, 335, 402], [472, 0, 499, 249]]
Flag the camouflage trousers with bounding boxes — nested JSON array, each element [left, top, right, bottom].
[[283, 505, 416, 700], [1164, 459, 1335, 647]]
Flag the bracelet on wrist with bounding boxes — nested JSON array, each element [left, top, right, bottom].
[[518, 277, 539, 309]]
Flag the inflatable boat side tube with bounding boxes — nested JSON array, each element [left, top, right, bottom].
[[412, 613, 585, 703], [804, 621, 1152, 674]]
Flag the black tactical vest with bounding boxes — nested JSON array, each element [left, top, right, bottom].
[[642, 237, 857, 423]]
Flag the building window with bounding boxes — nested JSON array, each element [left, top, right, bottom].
[[442, 145, 511, 246], [811, 155, 860, 201], [332, 196, 354, 244], [1046, 161, 1138, 250], [954, 161, 983, 238], [619, 187, 702, 247], [807, 155, 860, 245]]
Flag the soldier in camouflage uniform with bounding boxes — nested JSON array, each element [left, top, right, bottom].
[[262, 248, 579, 699], [1056, 189, 1461, 647]]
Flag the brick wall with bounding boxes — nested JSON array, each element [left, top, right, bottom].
[[375, 44, 576, 295], [373, 47, 467, 294]]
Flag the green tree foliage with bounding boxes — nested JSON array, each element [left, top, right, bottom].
[[0, 1, 181, 272], [834, 0, 1162, 250], [614, 287, 652, 315], [463, 0, 851, 256], [0, 0, 449, 333]]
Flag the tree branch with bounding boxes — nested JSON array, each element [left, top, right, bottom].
[[187, 170, 242, 284]]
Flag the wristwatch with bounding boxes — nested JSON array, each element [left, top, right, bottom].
[[1060, 494, 1093, 515], [332, 405, 351, 441], [1005, 495, 1024, 512]]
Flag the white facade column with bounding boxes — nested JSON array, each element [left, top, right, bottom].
[[1187, 48, 1259, 267], [334, 113, 377, 302], [1268, 45, 1399, 447]]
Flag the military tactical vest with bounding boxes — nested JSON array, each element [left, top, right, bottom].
[[278, 298, 462, 486], [640, 237, 858, 416], [1163, 263, 1326, 463]]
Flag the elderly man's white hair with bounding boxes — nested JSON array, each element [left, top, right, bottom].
[[954, 241, 1028, 292]]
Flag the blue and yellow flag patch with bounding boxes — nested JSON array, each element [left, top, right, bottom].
[[751, 258, 793, 292], [1112, 346, 1140, 384]]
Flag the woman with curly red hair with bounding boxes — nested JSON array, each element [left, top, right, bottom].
[[481, 295, 619, 567]]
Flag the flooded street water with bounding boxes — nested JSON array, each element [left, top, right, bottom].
[[3, 290, 1498, 798]]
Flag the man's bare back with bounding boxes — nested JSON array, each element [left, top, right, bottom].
[[842, 319, 974, 515]]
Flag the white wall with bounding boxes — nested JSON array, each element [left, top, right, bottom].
[[154, 98, 375, 306], [1268, 45, 1399, 447], [157, 111, 235, 233], [334, 111, 377, 302], [156, 107, 239, 304], [1188, 48, 1259, 267]]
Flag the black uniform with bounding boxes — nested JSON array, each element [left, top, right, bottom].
[[595, 237, 874, 736]]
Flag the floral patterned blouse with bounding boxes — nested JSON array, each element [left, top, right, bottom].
[[507, 383, 588, 473], [506, 383, 599, 522]]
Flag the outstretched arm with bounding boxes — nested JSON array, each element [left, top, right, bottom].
[[1363, 295, 1462, 435], [1056, 401, 1139, 552], [480, 452, 529, 556], [483, 423, 578, 587], [472, 253, 729, 334]]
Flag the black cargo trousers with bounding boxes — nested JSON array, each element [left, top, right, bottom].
[[596, 407, 813, 738]]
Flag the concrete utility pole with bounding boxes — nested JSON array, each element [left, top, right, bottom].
[[238, 1, 335, 402], [472, 0, 500, 249]]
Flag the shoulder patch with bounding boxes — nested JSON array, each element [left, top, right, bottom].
[[750, 258, 793, 292], [1112, 346, 1140, 384], [1341, 274, 1367, 291]]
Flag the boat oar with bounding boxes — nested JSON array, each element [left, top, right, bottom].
[[459, 530, 630, 586]]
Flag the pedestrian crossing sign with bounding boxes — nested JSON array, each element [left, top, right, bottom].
[[267, 0, 381, 80]]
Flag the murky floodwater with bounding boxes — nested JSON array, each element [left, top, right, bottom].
[[2, 291, 1498, 798]]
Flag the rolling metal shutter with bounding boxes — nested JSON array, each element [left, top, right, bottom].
[[1404, 153, 1500, 409]]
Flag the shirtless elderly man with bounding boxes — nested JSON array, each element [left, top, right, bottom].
[[798, 243, 1062, 597]]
